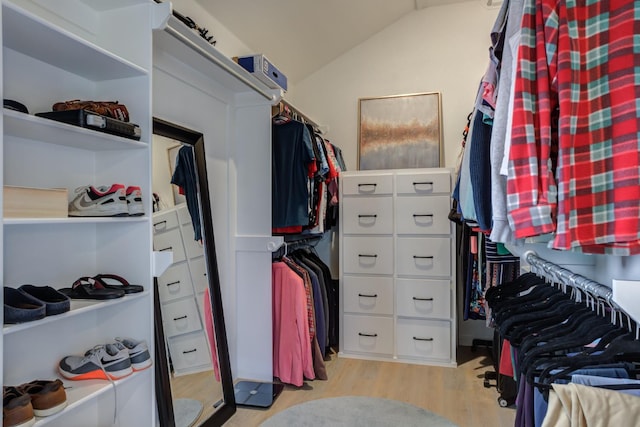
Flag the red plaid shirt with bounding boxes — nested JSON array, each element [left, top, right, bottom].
[[508, 0, 640, 255]]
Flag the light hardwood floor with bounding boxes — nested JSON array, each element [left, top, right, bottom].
[[222, 346, 516, 427]]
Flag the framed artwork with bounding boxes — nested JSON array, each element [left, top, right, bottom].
[[358, 92, 443, 170]]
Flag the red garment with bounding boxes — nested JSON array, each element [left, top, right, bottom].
[[272, 262, 315, 386], [203, 288, 221, 382], [499, 338, 514, 378]]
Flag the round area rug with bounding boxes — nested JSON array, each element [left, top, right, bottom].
[[260, 396, 459, 427], [173, 398, 203, 427]]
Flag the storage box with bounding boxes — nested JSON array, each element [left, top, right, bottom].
[[236, 54, 288, 91], [3, 186, 68, 218]]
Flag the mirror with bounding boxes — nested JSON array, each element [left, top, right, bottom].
[[151, 117, 236, 427]]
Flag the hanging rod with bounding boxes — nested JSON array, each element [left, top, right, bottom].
[[163, 19, 277, 103], [277, 99, 321, 129], [523, 250, 620, 309]]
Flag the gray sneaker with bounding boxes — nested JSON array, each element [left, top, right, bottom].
[[114, 337, 152, 371], [58, 344, 132, 380], [68, 184, 128, 217]]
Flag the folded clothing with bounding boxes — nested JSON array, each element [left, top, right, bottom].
[[18, 285, 70, 316], [4, 287, 46, 324]]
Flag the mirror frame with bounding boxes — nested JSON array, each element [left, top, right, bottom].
[[153, 117, 236, 427]]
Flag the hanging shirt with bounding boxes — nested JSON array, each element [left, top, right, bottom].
[[171, 145, 202, 241], [508, 0, 640, 255]]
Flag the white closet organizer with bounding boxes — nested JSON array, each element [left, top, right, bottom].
[[1, 1, 163, 426], [153, 204, 213, 375], [339, 169, 457, 367]]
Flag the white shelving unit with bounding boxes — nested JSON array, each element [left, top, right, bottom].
[[1, 1, 165, 426]]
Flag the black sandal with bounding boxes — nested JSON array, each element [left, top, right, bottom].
[[59, 277, 125, 300], [92, 274, 144, 294]]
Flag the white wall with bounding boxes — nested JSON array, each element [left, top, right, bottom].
[[289, 2, 499, 171]]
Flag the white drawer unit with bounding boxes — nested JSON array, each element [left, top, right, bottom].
[[342, 196, 393, 235], [339, 169, 456, 367], [396, 318, 451, 360], [167, 332, 212, 375], [154, 204, 212, 374], [157, 263, 195, 303], [343, 314, 394, 356], [396, 237, 451, 277], [395, 196, 451, 235], [396, 279, 451, 319], [342, 172, 393, 196], [343, 236, 394, 275], [343, 276, 393, 315], [162, 298, 203, 337], [154, 228, 186, 263]]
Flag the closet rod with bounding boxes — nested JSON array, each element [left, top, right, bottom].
[[164, 23, 276, 102], [524, 250, 619, 310], [278, 99, 320, 129]]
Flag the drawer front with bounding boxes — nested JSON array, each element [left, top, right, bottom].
[[343, 314, 393, 355], [396, 318, 451, 360], [343, 276, 393, 315], [395, 196, 451, 235], [396, 171, 450, 195], [343, 236, 393, 275], [396, 279, 451, 319], [189, 256, 209, 294], [342, 173, 393, 196], [162, 298, 202, 337], [168, 332, 212, 372], [157, 263, 194, 303], [342, 196, 393, 235], [177, 204, 192, 225], [396, 237, 451, 277], [183, 230, 205, 259], [153, 229, 186, 264], [152, 210, 179, 234]]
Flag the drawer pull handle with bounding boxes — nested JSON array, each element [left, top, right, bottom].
[[358, 214, 378, 218], [173, 315, 188, 321], [358, 293, 378, 298], [153, 220, 167, 228], [413, 297, 434, 301], [413, 214, 434, 218], [358, 254, 378, 258], [358, 332, 378, 337], [159, 246, 173, 252], [413, 337, 434, 342], [183, 349, 197, 354], [413, 181, 434, 186], [166, 281, 180, 287], [413, 255, 434, 259], [358, 183, 377, 188]]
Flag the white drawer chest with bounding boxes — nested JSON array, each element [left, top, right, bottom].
[[153, 204, 213, 375], [339, 169, 457, 367]]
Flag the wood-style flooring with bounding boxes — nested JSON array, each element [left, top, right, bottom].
[[216, 346, 516, 427]]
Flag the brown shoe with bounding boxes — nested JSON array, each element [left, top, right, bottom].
[[2, 386, 35, 427], [17, 379, 67, 417]]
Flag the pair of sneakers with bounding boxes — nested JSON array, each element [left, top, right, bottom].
[[3, 379, 67, 427], [58, 337, 152, 381], [68, 184, 144, 217]]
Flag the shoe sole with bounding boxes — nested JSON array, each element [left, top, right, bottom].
[[33, 401, 67, 417], [58, 366, 133, 381], [132, 357, 153, 371], [6, 418, 35, 427]]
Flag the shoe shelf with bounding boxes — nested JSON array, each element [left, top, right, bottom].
[[30, 370, 151, 427], [3, 2, 148, 81], [3, 216, 149, 226], [3, 108, 148, 151], [2, 291, 150, 336]]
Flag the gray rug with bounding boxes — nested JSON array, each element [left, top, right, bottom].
[[260, 396, 459, 427], [173, 398, 203, 427]]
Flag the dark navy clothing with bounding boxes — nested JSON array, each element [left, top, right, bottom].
[[272, 121, 315, 228], [171, 145, 202, 241]]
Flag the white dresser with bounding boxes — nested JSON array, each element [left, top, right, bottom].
[[153, 204, 213, 375], [339, 169, 457, 367]]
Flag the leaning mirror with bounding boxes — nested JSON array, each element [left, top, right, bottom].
[[151, 117, 236, 427]]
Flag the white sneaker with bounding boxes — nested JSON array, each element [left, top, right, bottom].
[[68, 184, 128, 217], [125, 186, 144, 216]]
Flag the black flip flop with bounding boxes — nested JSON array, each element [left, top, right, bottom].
[[93, 274, 144, 294], [59, 277, 125, 300]]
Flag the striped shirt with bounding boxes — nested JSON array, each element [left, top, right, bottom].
[[508, 0, 640, 255]]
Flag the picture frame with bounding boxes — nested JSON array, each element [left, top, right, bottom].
[[358, 92, 443, 170]]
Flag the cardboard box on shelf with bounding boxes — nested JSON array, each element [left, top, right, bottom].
[[236, 54, 288, 91]]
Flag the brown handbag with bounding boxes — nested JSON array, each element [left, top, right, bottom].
[[52, 99, 129, 122]]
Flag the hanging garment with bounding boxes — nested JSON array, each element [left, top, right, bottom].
[[171, 145, 201, 241], [203, 288, 221, 382], [508, 0, 640, 254]]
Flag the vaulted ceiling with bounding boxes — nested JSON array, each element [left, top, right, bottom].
[[194, 0, 475, 85]]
